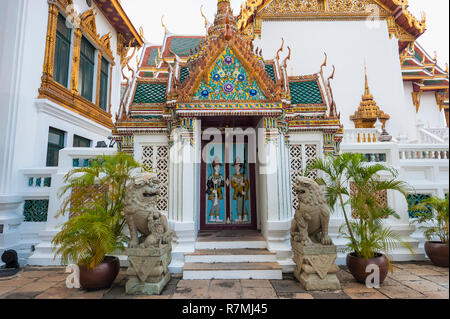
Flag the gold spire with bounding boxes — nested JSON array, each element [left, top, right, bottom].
[[364, 65, 371, 97], [350, 66, 390, 128]]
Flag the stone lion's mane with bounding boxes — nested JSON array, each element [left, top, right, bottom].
[[296, 177, 327, 206], [124, 174, 159, 212]]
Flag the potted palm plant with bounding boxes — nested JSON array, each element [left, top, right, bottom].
[[410, 196, 449, 267], [309, 153, 413, 284], [52, 152, 140, 290]]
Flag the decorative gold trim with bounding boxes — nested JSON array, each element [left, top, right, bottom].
[[411, 91, 422, 113], [95, 51, 102, 105], [39, 76, 113, 128], [42, 3, 59, 78], [70, 28, 82, 94]]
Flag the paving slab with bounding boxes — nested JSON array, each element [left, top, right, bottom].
[[377, 285, 425, 299], [270, 279, 306, 294], [240, 279, 272, 288], [278, 293, 314, 299], [345, 291, 389, 299], [209, 280, 242, 299], [402, 280, 447, 292], [242, 287, 277, 299]]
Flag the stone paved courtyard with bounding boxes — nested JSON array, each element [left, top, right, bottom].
[[0, 261, 448, 299]]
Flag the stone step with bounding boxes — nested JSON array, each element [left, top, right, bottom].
[[183, 262, 283, 280], [185, 249, 277, 263], [195, 240, 267, 250]]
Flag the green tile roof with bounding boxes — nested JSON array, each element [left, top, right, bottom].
[[289, 81, 324, 105], [265, 64, 276, 82], [168, 37, 203, 57], [180, 67, 189, 84], [147, 48, 160, 66], [133, 83, 167, 104]]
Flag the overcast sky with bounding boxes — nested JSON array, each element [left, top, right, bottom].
[[121, 0, 449, 67]]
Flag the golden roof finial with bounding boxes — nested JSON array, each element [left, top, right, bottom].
[[364, 63, 371, 97], [200, 5, 209, 31], [161, 15, 167, 34]]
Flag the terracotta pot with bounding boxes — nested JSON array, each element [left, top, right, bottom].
[[79, 256, 120, 290], [346, 253, 389, 284], [425, 241, 449, 268]]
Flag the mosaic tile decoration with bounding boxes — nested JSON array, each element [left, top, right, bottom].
[[180, 67, 189, 84], [408, 194, 432, 218], [265, 64, 276, 82], [23, 199, 49, 222], [133, 83, 167, 104], [194, 47, 266, 101], [289, 80, 324, 105]]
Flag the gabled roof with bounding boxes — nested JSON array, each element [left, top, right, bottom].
[[289, 79, 325, 106], [400, 42, 449, 92], [93, 0, 143, 47], [133, 81, 167, 104]]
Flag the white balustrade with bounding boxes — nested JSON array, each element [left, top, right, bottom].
[[342, 128, 380, 144], [424, 128, 449, 142], [399, 145, 449, 160]]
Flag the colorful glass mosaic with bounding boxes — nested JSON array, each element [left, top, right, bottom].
[[194, 47, 266, 101], [408, 194, 432, 218], [23, 200, 49, 222]]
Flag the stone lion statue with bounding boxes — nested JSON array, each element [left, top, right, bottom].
[[124, 172, 173, 248], [290, 176, 332, 246]]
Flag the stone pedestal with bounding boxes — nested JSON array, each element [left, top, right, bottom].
[[292, 242, 341, 291], [125, 244, 172, 295]]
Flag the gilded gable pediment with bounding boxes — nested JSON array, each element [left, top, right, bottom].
[[259, 0, 390, 19]]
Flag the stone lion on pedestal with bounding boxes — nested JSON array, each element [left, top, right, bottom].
[[124, 172, 173, 248], [290, 176, 332, 246]]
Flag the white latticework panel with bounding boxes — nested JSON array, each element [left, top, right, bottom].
[[156, 146, 169, 211], [305, 144, 318, 180], [142, 146, 154, 171], [289, 145, 303, 210]]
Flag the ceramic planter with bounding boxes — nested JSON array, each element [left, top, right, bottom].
[[424, 241, 449, 268], [79, 256, 120, 290], [346, 253, 389, 284]]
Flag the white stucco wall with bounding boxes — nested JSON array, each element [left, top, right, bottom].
[[2, 0, 124, 193], [403, 82, 447, 130], [255, 19, 416, 139]]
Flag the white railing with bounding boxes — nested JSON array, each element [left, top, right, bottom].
[[399, 145, 449, 160], [342, 128, 380, 144], [423, 128, 449, 142], [418, 128, 446, 144]]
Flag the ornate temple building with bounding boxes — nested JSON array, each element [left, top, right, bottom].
[[0, 0, 143, 265], [0, 0, 448, 278]]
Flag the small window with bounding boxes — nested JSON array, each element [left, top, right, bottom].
[[79, 36, 96, 101], [99, 57, 109, 111], [54, 13, 72, 87], [73, 135, 91, 148], [46, 127, 65, 167]]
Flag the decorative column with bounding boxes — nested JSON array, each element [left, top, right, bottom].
[[95, 51, 103, 105], [259, 118, 295, 272], [42, 3, 58, 79], [70, 28, 82, 95], [167, 119, 198, 273], [0, 0, 28, 266]]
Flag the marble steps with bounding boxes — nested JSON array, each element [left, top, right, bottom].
[[183, 262, 283, 280], [185, 248, 277, 263], [183, 232, 282, 279]]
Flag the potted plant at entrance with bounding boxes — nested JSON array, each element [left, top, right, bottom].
[[52, 152, 140, 290], [410, 196, 449, 267], [308, 153, 414, 284]]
